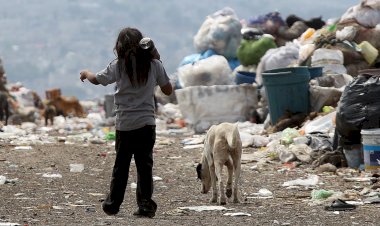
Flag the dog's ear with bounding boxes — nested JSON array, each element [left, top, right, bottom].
[[196, 163, 202, 180]]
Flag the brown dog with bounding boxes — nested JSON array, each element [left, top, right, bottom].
[[196, 122, 242, 205], [47, 96, 85, 118]]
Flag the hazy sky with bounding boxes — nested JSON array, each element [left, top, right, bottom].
[[0, 0, 360, 100]]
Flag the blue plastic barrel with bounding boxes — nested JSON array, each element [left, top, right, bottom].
[[235, 71, 256, 85], [308, 66, 323, 79], [264, 66, 310, 77], [262, 67, 310, 124]]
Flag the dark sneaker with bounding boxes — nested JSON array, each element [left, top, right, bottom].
[[133, 208, 155, 218], [102, 202, 119, 216]]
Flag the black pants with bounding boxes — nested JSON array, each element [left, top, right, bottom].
[[102, 125, 157, 214]]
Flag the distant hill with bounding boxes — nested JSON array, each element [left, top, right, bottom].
[[0, 0, 357, 100]]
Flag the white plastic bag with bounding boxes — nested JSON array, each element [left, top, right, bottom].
[[298, 43, 316, 64], [302, 111, 336, 134], [177, 55, 233, 88], [336, 26, 358, 41], [256, 41, 300, 85], [282, 174, 319, 187], [311, 48, 347, 74], [340, 0, 380, 28], [193, 7, 242, 59]]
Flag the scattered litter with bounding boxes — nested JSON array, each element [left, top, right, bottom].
[[90, 138, 106, 144], [14, 146, 33, 150], [5, 178, 18, 184], [56, 136, 66, 142], [104, 132, 116, 141], [178, 206, 232, 212], [88, 193, 104, 197], [86, 207, 96, 212], [70, 164, 85, 173], [0, 175, 6, 184], [223, 212, 252, 217], [282, 175, 319, 187], [166, 156, 182, 159], [0, 223, 21, 226], [247, 188, 273, 199], [363, 196, 380, 204], [156, 138, 175, 146], [317, 163, 337, 173], [183, 144, 204, 150], [42, 173, 62, 178], [346, 200, 364, 206], [153, 176, 163, 181], [66, 203, 94, 207], [324, 199, 356, 211], [53, 206, 65, 210], [343, 177, 372, 182], [131, 182, 137, 189], [181, 136, 204, 145], [311, 189, 334, 200]]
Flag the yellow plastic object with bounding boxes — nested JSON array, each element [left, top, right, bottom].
[[300, 28, 315, 42], [358, 41, 379, 65]]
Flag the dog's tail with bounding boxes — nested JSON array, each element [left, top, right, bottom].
[[226, 123, 240, 150]]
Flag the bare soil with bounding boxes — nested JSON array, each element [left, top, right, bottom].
[[0, 132, 379, 226]]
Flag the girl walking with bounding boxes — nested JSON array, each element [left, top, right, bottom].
[[80, 27, 172, 218]]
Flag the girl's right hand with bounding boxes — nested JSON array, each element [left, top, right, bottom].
[[80, 70, 88, 82]]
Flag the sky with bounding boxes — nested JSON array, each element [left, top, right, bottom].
[[0, 0, 360, 100]]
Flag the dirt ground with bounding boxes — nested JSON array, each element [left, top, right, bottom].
[[0, 131, 380, 226]]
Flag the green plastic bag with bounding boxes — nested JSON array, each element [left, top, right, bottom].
[[311, 189, 334, 200], [105, 132, 116, 141], [237, 36, 277, 66], [280, 128, 300, 145]]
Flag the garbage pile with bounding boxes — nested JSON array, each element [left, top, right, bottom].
[[156, 0, 380, 172], [1, 1, 380, 218]]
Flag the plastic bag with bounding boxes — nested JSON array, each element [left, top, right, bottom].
[[336, 26, 358, 42], [303, 111, 336, 134], [340, 0, 380, 28], [280, 128, 300, 145], [236, 35, 277, 66], [105, 132, 115, 141], [177, 55, 233, 88], [298, 43, 316, 64], [175, 84, 258, 133], [311, 48, 347, 74], [282, 174, 319, 187], [193, 7, 242, 59], [335, 69, 380, 145], [255, 41, 299, 85]]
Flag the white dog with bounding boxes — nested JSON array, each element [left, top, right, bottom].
[[196, 122, 242, 205]]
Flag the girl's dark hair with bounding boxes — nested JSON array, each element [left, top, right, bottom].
[[114, 27, 153, 87]]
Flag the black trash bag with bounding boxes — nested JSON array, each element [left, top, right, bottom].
[[335, 69, 380, 145]]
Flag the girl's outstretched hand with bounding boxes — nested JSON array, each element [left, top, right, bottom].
[[79, 70, 99, 85], [80, 70, 89, 82]]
